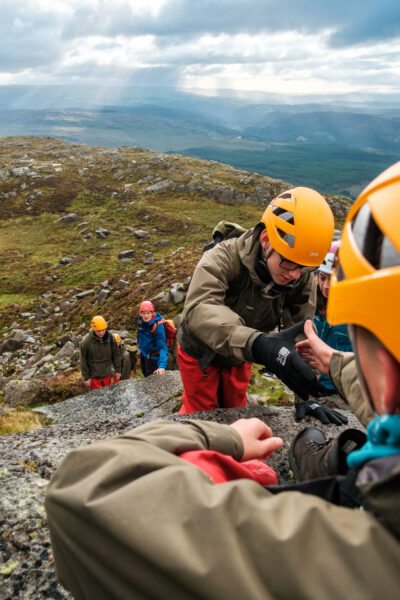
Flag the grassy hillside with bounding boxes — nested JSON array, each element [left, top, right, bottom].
[[0, 136, 352, 339]]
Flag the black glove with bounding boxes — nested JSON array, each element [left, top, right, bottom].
[[252, 319, 326, 400], [295, 400, 348, 425]]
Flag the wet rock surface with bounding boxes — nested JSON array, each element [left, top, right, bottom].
[[0, 371, 364, 599]]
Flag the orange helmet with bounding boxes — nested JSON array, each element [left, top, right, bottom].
[[139, 301, 154, 312], [261, 187, 334, 266], [327, 162, 400, 363], [91, 315, 107, 331]]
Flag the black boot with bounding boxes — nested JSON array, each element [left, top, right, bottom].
[[289, 427, 367, 482]]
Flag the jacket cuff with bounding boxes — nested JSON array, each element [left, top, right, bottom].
[[187, 420, 244, 461]]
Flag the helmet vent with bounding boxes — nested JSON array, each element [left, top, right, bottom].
[[352, 203, 400, 269], [273, 207, 295, 248], [277, 228, 295, 248], [272, 206, 294, 224]]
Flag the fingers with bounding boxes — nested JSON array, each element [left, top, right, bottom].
[[295, 403, 307, 421], [257, 436, 284, 459], [231, 419, 279, 461], [304, 318, 317, 340], [314, 407, 331, 425]]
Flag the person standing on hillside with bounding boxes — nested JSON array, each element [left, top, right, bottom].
[[79, 315, 121, 389], [309, 241, 352, 395], [177, 187, 339, 420], [137, 301, 168, 377], [112, 333, 132, 381]]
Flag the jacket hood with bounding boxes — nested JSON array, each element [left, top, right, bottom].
[[90, 329, 110, 342]]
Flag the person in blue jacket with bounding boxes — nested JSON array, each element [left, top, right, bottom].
[[137, 301, 168, 377], [314, 241, 352, 393]]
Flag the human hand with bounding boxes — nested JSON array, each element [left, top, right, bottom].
[[115, 372, 121, 381], [154, 368, 165, 375], [295, 319, 334, 375], [84, 379, 91, 387], [251, 319, 326, 400], [230, 418, 283, 461]]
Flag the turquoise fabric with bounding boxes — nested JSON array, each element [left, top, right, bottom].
[[313, 309, 352, 390], [347, 415, 400, 468]]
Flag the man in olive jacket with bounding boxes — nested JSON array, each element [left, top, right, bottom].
[[79, 315, 121, 390], [177, 187, 335, 415], [45, 164, 400, 600]]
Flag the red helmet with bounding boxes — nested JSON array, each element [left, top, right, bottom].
[[139, 301, 154, 312]]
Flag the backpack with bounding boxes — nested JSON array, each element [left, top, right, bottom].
[[152, 318, 177, 348], [202, 221, 247, 253], [203, 220, 247, 283]]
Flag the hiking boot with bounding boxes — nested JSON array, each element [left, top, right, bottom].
[[289, 427, 367, 482]]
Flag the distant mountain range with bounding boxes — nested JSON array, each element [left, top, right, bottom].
[[0, 85, 398, 198]]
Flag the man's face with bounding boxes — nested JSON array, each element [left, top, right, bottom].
[[141, 311, 153, 322], [318, 272, 331, 298], [94, 329, 107, 338]]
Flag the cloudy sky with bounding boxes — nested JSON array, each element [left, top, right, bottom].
[[1, 0, 400, 98]]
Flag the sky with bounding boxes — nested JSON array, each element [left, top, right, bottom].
[[1, 0, 400, 99]]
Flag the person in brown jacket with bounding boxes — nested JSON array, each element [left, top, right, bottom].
[[112, 333, 131, 380], [45, 163, 400, 600], [79, 315, 121, 389], [178, 186, 338, 418]]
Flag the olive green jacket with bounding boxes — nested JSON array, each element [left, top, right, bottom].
[[46, 418, 400, 600], [178, 226, 316, 367], [79, 330, 121, 380], [120, 346, 131, 380]]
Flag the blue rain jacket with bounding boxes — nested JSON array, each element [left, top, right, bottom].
[[137, 312, 168, 370], [313, 309, 352, 391]]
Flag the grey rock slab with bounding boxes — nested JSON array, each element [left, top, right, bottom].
[[75, 290, 95, 300], [58, 213, 78, 223], [12, 330, 35, 344], [118, 250, 135, 259], [97, 289, 111, 304], [116, 279, 130, 289], [36, 371, 184, 425], [134, 229, 149, 239], [54, 341, 76, 361], [3, 378, 49, 407]]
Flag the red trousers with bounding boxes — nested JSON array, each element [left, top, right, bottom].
[[89, 375, 112, 390], [177, 344, 252, 414]]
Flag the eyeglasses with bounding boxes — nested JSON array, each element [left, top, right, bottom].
[[277, 252, 318, 274]]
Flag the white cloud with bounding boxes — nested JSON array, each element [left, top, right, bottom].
[[0, 1, 399, 97]]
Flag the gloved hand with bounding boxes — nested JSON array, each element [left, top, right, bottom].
[[295, 400, 348, 425], [251, 319, 326, 400]]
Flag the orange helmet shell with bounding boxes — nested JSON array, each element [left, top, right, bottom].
[[327, 162, 400, 363], [261, 187, 334, 266], [91, 315, 107, 331]]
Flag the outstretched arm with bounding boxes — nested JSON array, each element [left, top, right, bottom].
[[45, 419, 395, 600]]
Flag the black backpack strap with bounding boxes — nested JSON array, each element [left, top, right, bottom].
[[265, 467, 365, 510]]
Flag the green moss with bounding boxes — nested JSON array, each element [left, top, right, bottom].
[[0, 558, 19, 576]]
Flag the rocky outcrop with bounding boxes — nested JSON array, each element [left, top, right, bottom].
[[3, 378, 49, 407]]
